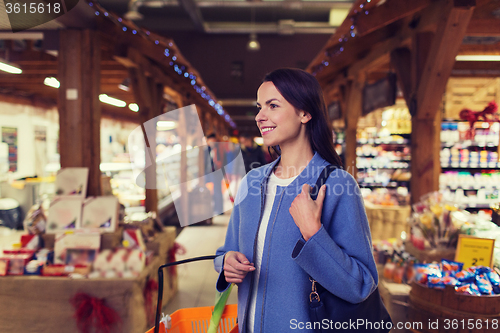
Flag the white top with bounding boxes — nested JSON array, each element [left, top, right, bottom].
[[247, 171, 298, 333]]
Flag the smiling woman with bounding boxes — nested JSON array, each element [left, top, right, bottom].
[[214, 68, 385, 333]]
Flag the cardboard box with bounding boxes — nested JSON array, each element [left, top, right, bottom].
[[54, 167, 89, 199], [80, 196, 119, 232], [46, 198, 83, 233]]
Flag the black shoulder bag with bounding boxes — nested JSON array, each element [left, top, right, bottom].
[[308, 165, 392, 333]]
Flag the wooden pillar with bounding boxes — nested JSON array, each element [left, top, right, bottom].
[[145, 83, 164, 214], [58, 30, 101, 196], [129, 57, 164, 213], [344, 76, 363, 178], [407, 1, 474, 204]]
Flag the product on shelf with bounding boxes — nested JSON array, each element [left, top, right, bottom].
[[415, 260, 500, 296], [362, 187, 410, 206], [356, 127, 411, 190], [440, 171, 500, 208], [441, 121, 499, 146]]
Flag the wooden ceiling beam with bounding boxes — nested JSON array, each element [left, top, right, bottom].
[[453, 60, 500, 71], [101, 105, 141, 124], [458, 43, 500, 55], [96, 17, 228, 124], [356, 0, 432, 37], [347, 34, 410, 78]]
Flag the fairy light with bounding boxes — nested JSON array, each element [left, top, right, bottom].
[[313, 0, 372, 76], [85, 0, 236, 128]]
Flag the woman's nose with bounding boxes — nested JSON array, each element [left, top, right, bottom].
[[255, 107, 266, 122]]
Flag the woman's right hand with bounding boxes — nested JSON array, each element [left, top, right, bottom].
[[223, 251, 256, 284]]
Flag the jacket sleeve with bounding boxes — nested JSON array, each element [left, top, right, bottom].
[[214, 175, 247, 292], [291, 172, 378, 304]]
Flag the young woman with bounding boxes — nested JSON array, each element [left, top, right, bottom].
[[214, 68, 378, 332]]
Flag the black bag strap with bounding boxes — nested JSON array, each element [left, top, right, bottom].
[[310, 164, 338, 200]]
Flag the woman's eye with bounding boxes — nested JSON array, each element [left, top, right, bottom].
[[256, 106, 262, 112], [270, 104, 278, 109]]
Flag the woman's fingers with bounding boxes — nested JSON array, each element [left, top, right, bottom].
[[223, 251, 255, 283]]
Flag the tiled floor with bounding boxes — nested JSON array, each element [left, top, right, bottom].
[[163, 211, 238, 315]]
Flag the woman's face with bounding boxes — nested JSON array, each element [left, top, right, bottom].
[[255, 81, 310, 148]]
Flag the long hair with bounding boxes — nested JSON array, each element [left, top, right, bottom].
[[262, 68, 343, 167]]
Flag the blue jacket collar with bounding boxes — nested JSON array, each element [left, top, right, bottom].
[[260, 151, 329, 187]]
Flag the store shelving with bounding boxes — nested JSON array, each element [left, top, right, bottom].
[[356, 134, 411, 189], [440, 121, 500, 210]]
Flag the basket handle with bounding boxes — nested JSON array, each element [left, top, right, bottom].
[[154, 255, 217, 333]]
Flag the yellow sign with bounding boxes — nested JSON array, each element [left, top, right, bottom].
[[455, 235, 495, 270]]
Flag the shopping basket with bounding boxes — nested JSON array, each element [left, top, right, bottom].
[[146, 255, 239, 333], [145, 304, 238, 333]]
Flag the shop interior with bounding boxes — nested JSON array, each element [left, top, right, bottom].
[[0, 0, 500, 332]]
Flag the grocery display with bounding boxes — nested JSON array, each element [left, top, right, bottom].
[[356, 108, 412, 191], [440, 121, 500, 210]]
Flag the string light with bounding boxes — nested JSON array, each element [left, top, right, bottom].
[[85, 0, 235, 128], [313, 0, 372, 76]]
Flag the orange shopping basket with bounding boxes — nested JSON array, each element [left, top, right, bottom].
[[146, 255, 239, 333], [146, 304, 238, 333]]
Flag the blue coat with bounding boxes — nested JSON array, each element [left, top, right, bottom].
[[214, 152, 378, 333]]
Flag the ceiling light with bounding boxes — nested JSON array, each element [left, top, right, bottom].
[[119, 78, 130, 91], [0, 59, 22, 74], [157, 121, 176, 131], [99, 94, 126, 107], [124, 10, 143, 20], [44, 77, 60, 88], [455, 55, 500, 61], [247, 33, 260, 51], [129, 103, 139, 112], [142, 0, 164, 8], [329, 8, 350, 26]]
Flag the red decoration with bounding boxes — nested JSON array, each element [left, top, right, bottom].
[[144, 278, 159, 325], [167, 242, 187, 279], [70, 293, 121, 333], [459, 101, 499, 139]]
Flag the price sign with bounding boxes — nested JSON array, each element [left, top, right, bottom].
[[455, 235, 495, 270]]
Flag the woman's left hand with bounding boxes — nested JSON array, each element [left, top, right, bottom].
[[289, 184, 326, 241]]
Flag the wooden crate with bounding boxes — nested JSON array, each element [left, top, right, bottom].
[[408, 282, 500, 333]]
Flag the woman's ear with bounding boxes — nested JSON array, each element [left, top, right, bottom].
[[301, 112, 312, 124]]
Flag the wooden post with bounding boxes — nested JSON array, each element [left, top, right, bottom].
[[409, 1, 474, 204], [344, 75, 364, 178], [144, 83, 164, 214], [58, 30, 101, 196], [129, 58, 164, 214]]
